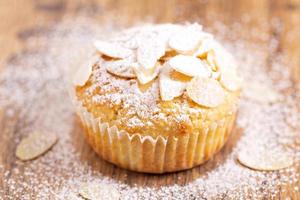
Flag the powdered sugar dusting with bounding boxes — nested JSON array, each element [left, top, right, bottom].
[[88, 64, 160, 120], [0, 16, 299, 199]]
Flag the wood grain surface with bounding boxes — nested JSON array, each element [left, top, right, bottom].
[[0, 0, 299, 199]]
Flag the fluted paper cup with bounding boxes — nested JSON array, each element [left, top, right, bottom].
[[71, 92, 236, 173]]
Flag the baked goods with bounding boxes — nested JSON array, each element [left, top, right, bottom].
[[71, 23, 241, 173]]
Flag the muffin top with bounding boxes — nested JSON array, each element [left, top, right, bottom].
[[74, 23, 241, 138]]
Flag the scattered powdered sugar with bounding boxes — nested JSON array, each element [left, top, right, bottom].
[[89, 65, 160, 120], [0, 16, 299, 199]]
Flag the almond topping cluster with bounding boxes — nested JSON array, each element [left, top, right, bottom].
[[73, 23, 241, 108]]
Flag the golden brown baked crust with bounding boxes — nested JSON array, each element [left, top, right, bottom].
[[76, 62, 239, 138]]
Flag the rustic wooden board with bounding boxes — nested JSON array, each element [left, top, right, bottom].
[[0, 0, 299, 199]]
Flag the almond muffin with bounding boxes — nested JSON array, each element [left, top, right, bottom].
[[71, 23, 241, 173]]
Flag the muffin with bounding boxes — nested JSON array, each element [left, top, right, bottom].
[[71, 23, 241, 173]]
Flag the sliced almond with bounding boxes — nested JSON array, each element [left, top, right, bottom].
[[168, 55, 212, 77], [195, 40, 238, 73], [170, 69, 192, 82], [159, 50, 178, 62], [206, 50, 218, 71], [133, 62, 162, 84], [137, 33, 166, 69], [153, 23, 183, 35], [154, 24, 183, 49], [122, 38, 138, 49], [212, 42, 238, 72], [159, 63, 187, 101], [73, 55, 98, 86], [220, 70, 242, 92], [104, 59, 136, 78], [94, 40, 132, 59], [193, 39, 214, 58], [112, 34, 138, 50], [79, 183, 120, 200], [211, 71, 221, 80], [238, 148, 293, 171], [186, 76, 226, 107], [169, 23, 209, 55], [16, 131, 58, 161], [110, 28, 139, 49]]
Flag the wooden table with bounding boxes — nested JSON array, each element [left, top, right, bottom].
[[0, 0, 299, 199]]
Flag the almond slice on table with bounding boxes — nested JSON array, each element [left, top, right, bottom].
[[169, 23, 210, 55], [79, 183, 120, 200], [220, 70, 242, 92], [104, 59, 137, 78], [133, 62, 162, 84], [159, 63, 187, 101], [16, 131, 58, 161], [237, 148, 293, 171], [94, 40, 133, 59], [168, 55, 212, 77], [73, 55, 99, 86], [186, 76, 226, 108], [137, 33, 166, 69]]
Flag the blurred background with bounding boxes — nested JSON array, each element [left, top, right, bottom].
[[0, 0, 299, 81]]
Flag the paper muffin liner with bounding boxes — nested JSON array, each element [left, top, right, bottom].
[[71, 90, 236, 173]]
